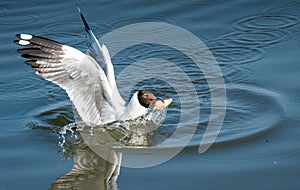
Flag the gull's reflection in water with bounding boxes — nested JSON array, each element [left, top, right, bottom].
[[50, 112, 164, 190], [50, 140, 121, 190]]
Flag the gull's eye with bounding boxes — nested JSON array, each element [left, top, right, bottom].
[[143, 94, 148, 98]]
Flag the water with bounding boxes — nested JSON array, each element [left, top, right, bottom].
[[1, 0, 300, 189]]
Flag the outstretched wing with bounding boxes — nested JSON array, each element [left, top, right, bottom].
[[15, 34, 116, 125], [77, 5, 126, 108]]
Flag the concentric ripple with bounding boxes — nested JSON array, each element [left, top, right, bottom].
[[233, 14, 299, 30], [206, 39, 264, 65], [220, 30, 290, 48], [188, 83, 286, 148]]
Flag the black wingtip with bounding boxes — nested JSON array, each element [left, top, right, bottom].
[[13, 40, 20, 45], [16, 48, 23, 53], [76, 4, 91, 32], [21, 54, 32, 59], [25, 60, 38, 67]]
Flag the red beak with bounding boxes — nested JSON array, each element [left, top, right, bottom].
[[146, 92, 157, 103]]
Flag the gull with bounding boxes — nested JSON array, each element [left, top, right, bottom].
[[14, 6, 171, 126]]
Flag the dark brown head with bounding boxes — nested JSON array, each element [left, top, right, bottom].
[[137, 90, 157, 108]]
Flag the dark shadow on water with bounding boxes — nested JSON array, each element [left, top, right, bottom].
[[50, 142, 121, 190]]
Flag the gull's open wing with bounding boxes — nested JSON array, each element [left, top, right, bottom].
[[77, 6, 126, 109], [15, 34, 116, 125]]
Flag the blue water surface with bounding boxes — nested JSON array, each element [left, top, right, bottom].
[[1, 0, 300, 189]]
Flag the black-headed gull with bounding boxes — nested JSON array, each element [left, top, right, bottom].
[[14, 7, 172, 126]]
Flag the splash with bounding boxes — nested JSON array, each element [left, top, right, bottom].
[[58, 121, 85, 154], [58, 108, 168, 153]]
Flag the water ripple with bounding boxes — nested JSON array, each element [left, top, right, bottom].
[[0, 13, 39, 26], [0, 73, 67, 101], [175, 0, 224, 5], [44, 21, 111, 36], [218, 84, 286, 141], [233, 14, 299, 31], [220, 29, 290, 48], [263, 5, 300, 15], [26, 104, 74, 139], [0, 6, 7, 15], [207, 39, 264, 65], [110, 17, 173, 30], [0, 74, 43, 100], [184, 83, 287, 149]]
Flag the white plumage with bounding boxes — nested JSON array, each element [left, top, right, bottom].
[[14, 8, 159, 126]]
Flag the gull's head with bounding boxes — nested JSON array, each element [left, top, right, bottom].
[[137, 90, 173, 110], [137, 90, 157, 108]]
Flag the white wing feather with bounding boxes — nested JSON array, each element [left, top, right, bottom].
[[16, 34, 116, 125], [77, 6, 126, 109]]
